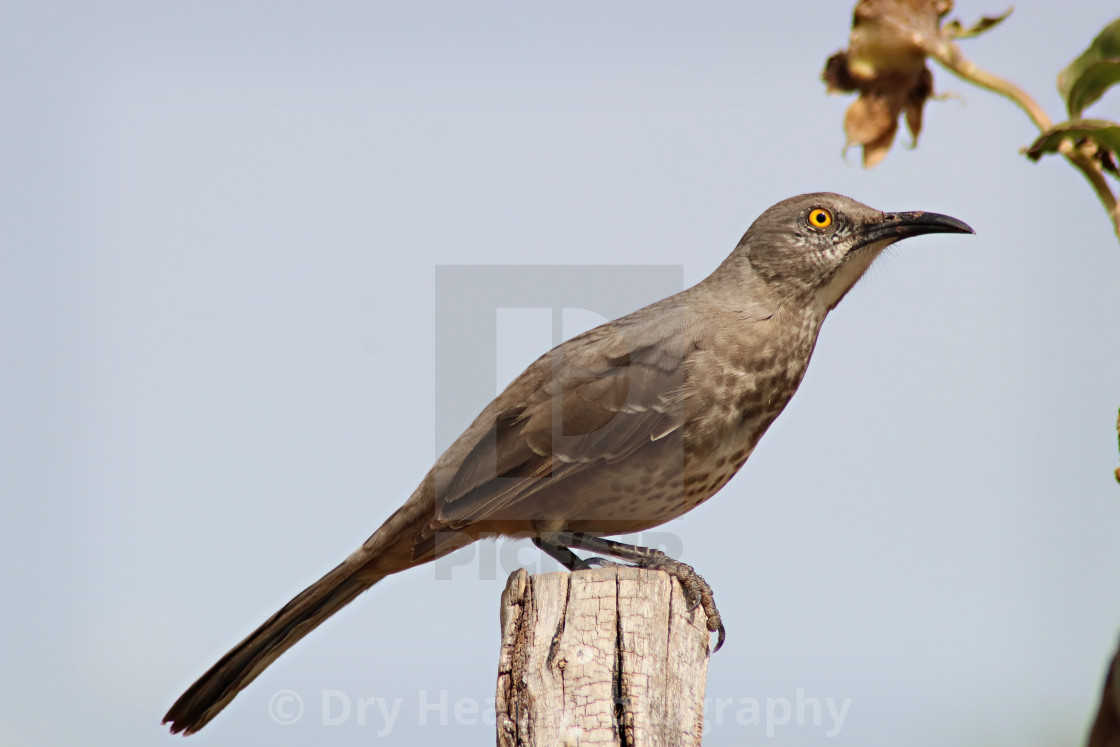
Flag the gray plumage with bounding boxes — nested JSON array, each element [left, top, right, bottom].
[[164, 192, 972, 734]]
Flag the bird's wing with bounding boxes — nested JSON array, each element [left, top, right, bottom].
[[427, 310, 697, 532]]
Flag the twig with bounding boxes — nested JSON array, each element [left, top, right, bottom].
[[925, 37, 1120, 240]]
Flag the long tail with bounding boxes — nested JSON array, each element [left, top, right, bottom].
[[162, 552, 388, 735]]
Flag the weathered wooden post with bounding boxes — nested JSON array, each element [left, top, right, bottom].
[[496, 565, 712, 746]]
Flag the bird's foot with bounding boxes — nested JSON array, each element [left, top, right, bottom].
[[633, 553, 726, 652], [536, 532, 726, 652]]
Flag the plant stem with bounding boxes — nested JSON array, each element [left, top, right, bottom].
[[925, 38, 1120, 240]]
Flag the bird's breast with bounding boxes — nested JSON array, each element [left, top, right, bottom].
[[679, 314, 821, 495]]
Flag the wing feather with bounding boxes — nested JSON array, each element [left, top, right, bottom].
[[432, 312, 692, 528]]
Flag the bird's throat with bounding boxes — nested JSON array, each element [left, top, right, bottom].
[[815, 239, 893, 311]]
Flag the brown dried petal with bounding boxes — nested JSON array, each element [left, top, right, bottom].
[[844, 93, 900, 168], [905, 67, 934, 145], [823, 51, 859, 93]]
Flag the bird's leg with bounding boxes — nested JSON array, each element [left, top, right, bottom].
[[542, 531, 726, 652], [531, 536, 595, 571]]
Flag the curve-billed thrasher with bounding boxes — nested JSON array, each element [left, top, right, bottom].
[[164, 193, 972, 734]]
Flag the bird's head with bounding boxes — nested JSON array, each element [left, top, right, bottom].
[[736, 192, 973, 310]]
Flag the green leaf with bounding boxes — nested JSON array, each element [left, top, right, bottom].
[[1058, 17, 1120, 117], [943, 8, 1012, 40], [1025, 119, 1120, 162], [1067, 60, 1120, 120]]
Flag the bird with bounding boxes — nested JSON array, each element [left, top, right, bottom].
[[163, 192, 973, 734]]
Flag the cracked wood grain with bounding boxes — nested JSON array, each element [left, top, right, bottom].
[[496, 566, 711, 747]]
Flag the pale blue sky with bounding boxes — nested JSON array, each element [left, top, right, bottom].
[[3, 2, 1120, 745]]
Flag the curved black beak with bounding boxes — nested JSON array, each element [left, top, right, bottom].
[[859, 210, 974, 247]]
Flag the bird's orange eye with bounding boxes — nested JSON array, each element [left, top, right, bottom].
[[808, 208, 833, 228]]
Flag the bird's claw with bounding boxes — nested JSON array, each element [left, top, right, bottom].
[[578, 556, 616, 571], [632, 554, 726, 653]]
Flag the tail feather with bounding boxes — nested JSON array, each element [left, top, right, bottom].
[[163, 557, 386, 735]]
